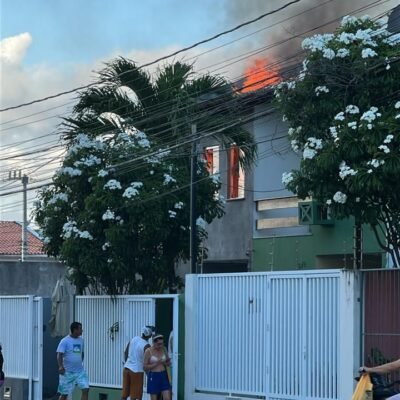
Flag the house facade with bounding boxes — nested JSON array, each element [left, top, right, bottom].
[[202, 93, 384, 273]]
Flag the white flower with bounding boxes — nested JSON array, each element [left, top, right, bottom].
[[378, 145, 390, 154], [384, 135, 394, 144], [102, 209, 115, 220], [98, 169, 108, 177], [163, 174, 176, 185], [48, 193, 69, 205], [74, 155, 101, 167], [361, 48, 377, 58], [79, 231, 93, 240], [395, 102, 400, 109], [323, 48, 335, 59], [291, 139, 300, 153], [360, 107, 381, 123], [282, 172, 294, 185], [329, 126, 338, 139], [315, 86, 329, 96], [326, 199, 332, 205], [341, 15, 358, 26], [348, 122, 357, 130], [123, 182, 143, 199], [307, 137, 323, 149], [336, 48, 350, 58], [346, 105, 360, 114], [174, 202, 184, 209], [102, 242, 111, 251], [196, 217, 207, 229], [303, 147, 317, 160], [104, 179, 122, 190], [59, 167, 82, 177], [288, 128, 295, 136], [367, 169, 373, 174], [168, 210, 177, 218], [333, 191, 347, 204], [339, 161, 357, 179], [67, 133, 104, 156], [367, 159, 384, 168], [334, 112, 345, 121]]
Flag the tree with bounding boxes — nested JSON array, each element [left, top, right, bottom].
[[274, 15, 400, 267], [34, 59, 255, 294]]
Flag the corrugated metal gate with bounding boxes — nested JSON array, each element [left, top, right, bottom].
[[74, 294, 180, 400], [362, 269, 400, 371], [0, 295, 43, 400], [185, 270, 357, 400], [75, 296, 155, 388]]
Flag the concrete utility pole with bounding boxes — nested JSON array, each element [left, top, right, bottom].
[[7, 170, 29, 262], [190, 123, 198, 274]]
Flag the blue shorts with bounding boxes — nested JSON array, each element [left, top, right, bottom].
[[58, 370, 89, 396], [147, 370, 171, 394]]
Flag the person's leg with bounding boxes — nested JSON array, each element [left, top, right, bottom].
[[76, 370, 89, 400], [160, 389, 171, 400], [121, 368, 130, 400], [81, 388, 89, 400], [150, 395, 159, 400], [387, 395, 400, 400], [58, 372, 73, 400]]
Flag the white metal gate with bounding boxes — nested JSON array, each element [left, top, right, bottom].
[[75, 294, 180, 400], [0, 295, 43, 400], [185, 270, 358, 400], [75, 296, 155, 388]]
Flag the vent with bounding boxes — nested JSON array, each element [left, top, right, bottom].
[[298, 200, 334, 225]]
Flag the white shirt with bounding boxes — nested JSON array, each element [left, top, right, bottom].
[[124, 336, 149, 373]]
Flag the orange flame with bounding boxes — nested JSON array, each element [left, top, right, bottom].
[[241, 58, 280, 93]]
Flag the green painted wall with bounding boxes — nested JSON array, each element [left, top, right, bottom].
[[253, 217, 384, 271], [72, 386, 120, 400]]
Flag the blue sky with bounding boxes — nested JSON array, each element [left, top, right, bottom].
[[1, 0, 228, 66]]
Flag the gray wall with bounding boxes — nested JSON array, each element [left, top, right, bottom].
[[202, 134, 254, 269], [0, 260, 66, 297], [252, 107, 310, 238]]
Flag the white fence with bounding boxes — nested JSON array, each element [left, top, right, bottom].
[[75, 294, 180, 399], [185, 270, 359, 400], [0, 295, 43, 400]]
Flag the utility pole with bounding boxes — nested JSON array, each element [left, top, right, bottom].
[[7, 170, 29, 262], [190, 123, 197, 274]]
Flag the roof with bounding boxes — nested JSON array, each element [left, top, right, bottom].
[[0, 221, 45, 256]]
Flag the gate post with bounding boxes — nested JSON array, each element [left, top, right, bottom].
[[185, 274, 198, 400], [338, 270, 361, 399]]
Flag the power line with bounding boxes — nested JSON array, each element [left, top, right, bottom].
[[0, 0, 302, 113]]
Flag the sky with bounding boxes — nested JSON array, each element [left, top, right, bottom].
[[0, 0, 398, 223]]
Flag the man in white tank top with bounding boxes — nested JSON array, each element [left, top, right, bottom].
[[121, 326, 153, 400]]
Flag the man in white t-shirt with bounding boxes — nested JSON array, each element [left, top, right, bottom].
[[121, 326, 153, 400]]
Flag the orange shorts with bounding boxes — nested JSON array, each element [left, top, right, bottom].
[[122, 368, 144, 399]]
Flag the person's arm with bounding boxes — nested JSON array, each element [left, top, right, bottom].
[[163, 346, 171, 367], [361, 358, 400, 374], [57, 352, 65, 375], [124, 342, 130, 362]]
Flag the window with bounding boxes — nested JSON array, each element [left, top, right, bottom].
[[228, 145, 245, 199], [205, 145, 219, 177]]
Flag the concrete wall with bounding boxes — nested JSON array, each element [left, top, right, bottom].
[[201, 135, 253, 271], [0, 260, 66, 297]]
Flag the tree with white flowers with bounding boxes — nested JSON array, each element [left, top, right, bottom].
[[34, 59, 255, 294], [275, 15, 400, 267]]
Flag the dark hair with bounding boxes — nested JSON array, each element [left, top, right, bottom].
[[70, 321, 82, 334]]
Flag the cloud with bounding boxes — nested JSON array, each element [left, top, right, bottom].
[[0, 32, 32, 65]]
